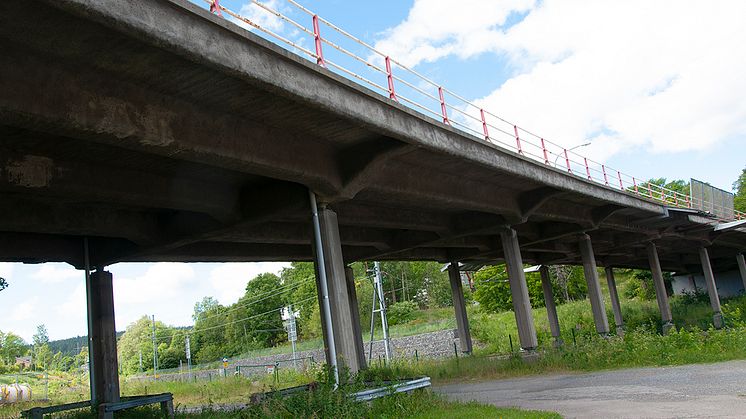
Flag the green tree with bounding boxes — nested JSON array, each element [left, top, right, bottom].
[[0, 331, 26, 365], [117, 316, 175, 375], [733, 166, 746, 213], [32, 324, 51, 370]]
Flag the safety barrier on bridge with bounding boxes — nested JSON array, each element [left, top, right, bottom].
[[203, 0, 743, 222]]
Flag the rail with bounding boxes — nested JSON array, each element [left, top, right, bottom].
[[202, 0, 744, 222]]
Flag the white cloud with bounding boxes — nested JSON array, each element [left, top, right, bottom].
[[232, 0, 285, 33], [11, 297, 38, 322], [0, 262, 14, 279], [208, 262, 290, 305], [373, 0, 535, 66], [32, 263, 80, 284], [374, 0, 746, 161], [113, 263, 196, 306]]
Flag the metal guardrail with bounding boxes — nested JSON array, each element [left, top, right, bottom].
[[201, 0, 743, 222], [350, 377, 432, 402]]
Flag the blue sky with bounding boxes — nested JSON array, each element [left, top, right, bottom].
[[2, 0, 745, 342]]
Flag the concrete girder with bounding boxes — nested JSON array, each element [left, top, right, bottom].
[[334, 139, 416, 200], [518, 187, 566, 222]]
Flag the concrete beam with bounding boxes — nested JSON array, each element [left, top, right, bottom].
[[604, 267, 624, 336], [448, 263, 473, 354], [646, 242, 673, 333], [539, 266, 562, 346], [500, 228, 538, 350], [578, 234, 610, 334], [698, 247, 723, 329], [87, 270, 120, 410], [518, 187, 565, 222]]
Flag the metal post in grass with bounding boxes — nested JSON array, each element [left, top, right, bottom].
[[509, 334, 513, 353], [415, 350, 418, 362], [571, 328, 577, 346]]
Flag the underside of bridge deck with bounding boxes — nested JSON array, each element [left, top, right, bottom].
[[1, 0, 744, 275]]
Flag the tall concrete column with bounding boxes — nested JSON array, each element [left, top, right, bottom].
[[737, 253, 746, 293], [699, 247, 723, 329], [448, 263, 473, 354], [646, 242, 673, 333], [314, 205, 365, 373], [604, 267, 624, 336], [578, 234, 609, 334], [539, 266, 562, 346], [86, 270, 120, 408], [500, 228, 538, 350], [344, 266, 367, 370]]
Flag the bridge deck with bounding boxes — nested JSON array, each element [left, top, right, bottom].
[[0, 0, 743, 272]]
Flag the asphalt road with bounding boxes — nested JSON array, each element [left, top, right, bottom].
[[436, 360, 746, 418]]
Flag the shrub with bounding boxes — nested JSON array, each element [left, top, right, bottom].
[[388, 301, 418, 326]]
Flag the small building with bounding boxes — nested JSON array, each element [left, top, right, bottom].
[[14, 356, 31, 369]]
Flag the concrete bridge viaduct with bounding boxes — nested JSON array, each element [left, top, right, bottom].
[[1, 0, 745, 413]]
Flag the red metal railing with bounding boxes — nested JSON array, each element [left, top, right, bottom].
[[204, 0, 744, 222]]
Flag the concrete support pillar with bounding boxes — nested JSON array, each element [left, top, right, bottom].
[[448, 263, 473, 355], [699, 247, 723, 329], [604, 267, 624, 336], [539, 266, 562, 346], [737, 253, 746, 294], [86, 270, 120, 408], [314, 205, 365, 374], [646, 242, 673, 333], [578, 234, 610, 334], [344, 266, 367, 370], [499, 228, 538, 350]]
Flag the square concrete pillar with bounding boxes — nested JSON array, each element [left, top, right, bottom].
[[314, 205, 365, 374], [539, 266, 562, 346], [737, 253, 746, 294], [448, 263, 473, 354], [500, 228, 538, 350], [699, 247, 723, 329], [344, 266, 367, 370], [578, 234, 609, 334], [604, 267, 624, 336], [646, 242, 673, 333], [86, 270, 120, 408]]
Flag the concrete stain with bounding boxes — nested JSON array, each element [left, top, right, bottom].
[[5, 155, 54, 188]]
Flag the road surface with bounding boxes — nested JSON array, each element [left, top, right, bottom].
[[437, 360, 746, 418]]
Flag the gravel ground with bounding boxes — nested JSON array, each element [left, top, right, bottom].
[[437, 359, 746, 418]]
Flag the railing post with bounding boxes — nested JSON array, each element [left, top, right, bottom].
[[480, 109, 489, 141], [584, 158, 591, 180], [564, 149, 572, 173], [438, 87, 450, 124], [617, 171, 623, 190], [385, 56, 397, 101], [541, 138, 549, 164], [602, 165, 609, 185], [648, 183, 654, 199], [513, 125, 523, 154], [633, 177, 638, 194], [209, 0, 223, 17], [686, 194, 691, 208], [312, 15, 325, 67]]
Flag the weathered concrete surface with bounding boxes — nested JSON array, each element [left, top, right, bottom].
[[448, 263, 473, 354], [605, 267, 625, 336], [578, 234, 609, 334], [437, 360, 746, 419], [0, 0, 743, 271]]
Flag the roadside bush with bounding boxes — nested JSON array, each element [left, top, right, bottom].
[[388, 301, 418, 326]]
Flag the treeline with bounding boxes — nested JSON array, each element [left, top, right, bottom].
[[0, 326, 90, 374], [116, 261, 457, 374]]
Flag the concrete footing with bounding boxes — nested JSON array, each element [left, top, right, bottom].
[[500, 228, 538, 350], [539, 266, 562, 346], [605, 267, 625, 336], [87, 270, 120, 411], [448, 263, 473, 354], [646, 242, 673, 333], [699, 247, 723, 329], [578, 234, 609, 335], [314, 205, 365, 374]]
